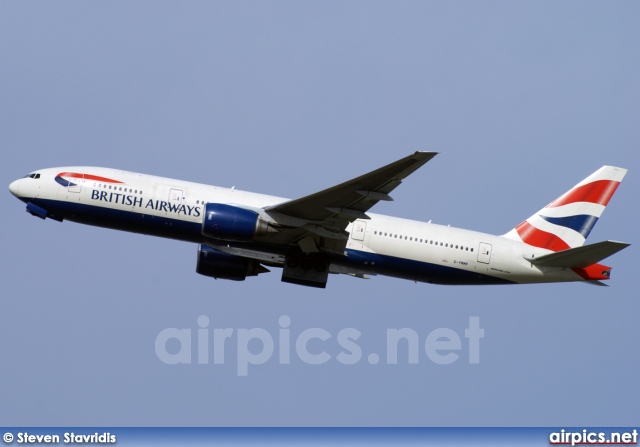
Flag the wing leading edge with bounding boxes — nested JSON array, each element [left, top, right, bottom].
[[266, 151, 437, 224]]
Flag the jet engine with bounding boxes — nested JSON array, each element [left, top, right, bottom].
[[201, 203, 275, 241], [196, 244, 269, 281]]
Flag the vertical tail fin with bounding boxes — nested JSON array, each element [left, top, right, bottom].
[[503, 166, 627, 251]]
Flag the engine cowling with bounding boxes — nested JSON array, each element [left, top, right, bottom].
[[201, 203, 273, 241], [196, 244, 269, 281]]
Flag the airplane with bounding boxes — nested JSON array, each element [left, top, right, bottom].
[[8, 152, 629, 288]]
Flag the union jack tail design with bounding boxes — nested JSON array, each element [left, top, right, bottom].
[[503, 166, 627, 251]]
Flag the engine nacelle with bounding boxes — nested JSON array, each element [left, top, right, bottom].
[[201, 203, 273, 241], [196, 245, 269, 281]]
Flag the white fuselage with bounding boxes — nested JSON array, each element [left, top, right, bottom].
[[9, 166, 593, 285]]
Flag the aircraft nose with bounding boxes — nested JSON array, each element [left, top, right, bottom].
[[8, 179, 21, 197]]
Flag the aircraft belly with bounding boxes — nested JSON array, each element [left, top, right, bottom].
[[31, 198, 204, 243], [341, 249, 515, 285]]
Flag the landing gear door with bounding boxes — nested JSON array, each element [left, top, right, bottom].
[[351, 220, 366, 241], [477, 242, 492, 264]]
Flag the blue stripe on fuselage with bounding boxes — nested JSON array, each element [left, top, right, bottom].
[[26, 198, 513, 285], [54, 176, 76, 187], [29, 198, 202, 243], [340, 249, 514, 285]]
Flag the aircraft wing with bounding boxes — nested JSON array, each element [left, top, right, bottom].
[[265, 151, 437, 226]]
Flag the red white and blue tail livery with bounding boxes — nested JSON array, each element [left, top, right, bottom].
[[504, 166, 626, 251], [8, 154, 629, 288], [502, 165, 628, 283]]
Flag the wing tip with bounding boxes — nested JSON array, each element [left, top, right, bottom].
[[413, 151, 439, 158]]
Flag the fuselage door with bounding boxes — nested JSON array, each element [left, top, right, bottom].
[[169, 188, 184, 204], [351, 220, 366, 241], [68, 174, 83, 193], [477, 242, 492, 264]]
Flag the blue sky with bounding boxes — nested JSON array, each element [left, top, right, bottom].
[[1, 1, 638, 426]]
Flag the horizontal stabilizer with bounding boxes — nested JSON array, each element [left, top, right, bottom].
[[525, 240, 630, 268]]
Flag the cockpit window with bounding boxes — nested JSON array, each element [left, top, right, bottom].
[[23, 173, 41, 179]]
